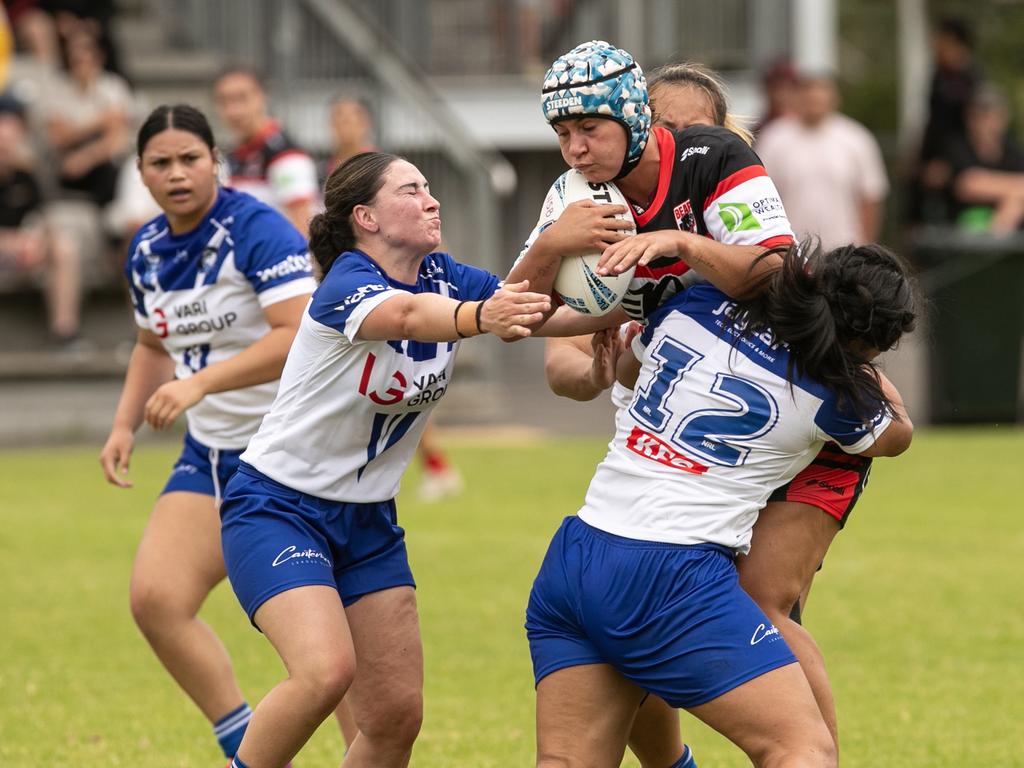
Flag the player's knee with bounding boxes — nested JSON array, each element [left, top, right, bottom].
[[740, 572, 804, 622], [536, 753, 574, 768], [359, 689, 423, 748], [128, 579, 190, 632], [751, 720, 837, 768], [290, 653, 357, 714]]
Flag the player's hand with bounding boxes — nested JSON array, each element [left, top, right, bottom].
[[588, 327, 625, 391], [538, 201, 633, 258], [597, 230, 689, 276], [99, 426, 135, 488], [479, 280, 552, 340], [144, 378, 206, 431]]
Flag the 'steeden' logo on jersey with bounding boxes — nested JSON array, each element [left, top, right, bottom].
[[626, 427, 709, 475], [257, 252, 312, 283], [673, 200, 697, 233], [358, 352, 408, 406], [717, 202, 761, 233]]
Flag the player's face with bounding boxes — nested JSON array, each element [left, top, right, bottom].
[[214, 73, 267, 139], [331, 100, 372, 148], [650, 83, 716, 131], [363, 159, 442, 253], [553, 117, 628, 183], [138, 128, 218, 231]]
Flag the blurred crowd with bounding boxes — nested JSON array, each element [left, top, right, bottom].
[[1, 0, 141, 350], [1, 3, 1020, 355]]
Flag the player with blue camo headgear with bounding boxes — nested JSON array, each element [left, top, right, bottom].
[[541, 40, 652, 179]]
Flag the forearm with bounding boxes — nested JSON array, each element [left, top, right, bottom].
[[111, 343, 175, 432], [506, 238, 562, 304], [955, 169, 1024, 204], [545, 341, 604, 401], [535, 305, 624, 337], [189, 325, 296, 396], [859, 198, 884, 244], [681, 235, 780, 299]]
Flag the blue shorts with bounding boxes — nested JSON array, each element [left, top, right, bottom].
[[161, 432, 243, 500], [526, 516, 797, 709], [220, 463, 416, 626]]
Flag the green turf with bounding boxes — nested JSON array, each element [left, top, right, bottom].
[[1, 428, 1022, 766]]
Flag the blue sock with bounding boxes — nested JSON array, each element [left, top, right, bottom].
[[214, 702, 252, 758], [671, 744, 698, 768], [230, 757, 250, 768]]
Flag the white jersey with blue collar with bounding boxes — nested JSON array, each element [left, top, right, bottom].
[[126, 187, 316, 449], [579, 283, 892, 553], [241, 249, 500, 502]]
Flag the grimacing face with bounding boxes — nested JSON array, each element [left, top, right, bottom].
[[359, 159, 442, 254], [553, 117, 629, 183]]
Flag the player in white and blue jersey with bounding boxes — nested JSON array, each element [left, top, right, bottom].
[[99, 104, 315, 764], [527, 240, 916, 768], [218, 152, 554, 768]]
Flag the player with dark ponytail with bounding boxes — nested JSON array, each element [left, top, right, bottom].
[[100, 103, 315, 763], [738, 241, 916, 421]]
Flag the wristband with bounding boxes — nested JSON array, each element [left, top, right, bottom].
[[475, 300, 486, 334], [454, 300, 470, 339]]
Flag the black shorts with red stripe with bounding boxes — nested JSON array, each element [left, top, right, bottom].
[[768, 443, 872, 529]]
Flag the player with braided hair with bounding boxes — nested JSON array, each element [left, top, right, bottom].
[[529, 235, 915, 768]]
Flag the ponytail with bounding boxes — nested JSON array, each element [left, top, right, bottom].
[[735, 241, 917, 421]]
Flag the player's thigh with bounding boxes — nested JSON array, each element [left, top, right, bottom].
[[738, 500, 839, 614], [688, 662, 834, 764], [254, 583, 355, 686], [131, 491, 226, 604], [537, 663, 646, 768], [627, 695, 682, 768], [343, 586, 423, 730]]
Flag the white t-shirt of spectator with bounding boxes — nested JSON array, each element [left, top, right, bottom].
[[41, 70, 133, 136], [754, 114, 888, 250]]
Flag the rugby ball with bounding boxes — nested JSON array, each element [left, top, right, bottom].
[[551, 170, 636, 316]]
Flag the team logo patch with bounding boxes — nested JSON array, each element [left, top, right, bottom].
[[626, 427, 708, 475], [717, 202, 761, 233], [673, 200, 697, 233]]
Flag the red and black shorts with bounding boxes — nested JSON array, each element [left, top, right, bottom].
[[768, 443, 872, 529]]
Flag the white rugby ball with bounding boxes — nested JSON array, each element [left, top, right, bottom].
[[552, 170, 636, 316]]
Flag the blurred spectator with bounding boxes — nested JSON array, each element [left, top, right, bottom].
[[0, 97, 84, 346], [43, 0, 123, 78], [919, 18, 982, 183], [946, 84, 1024, 234], [755, 71, 889, 249], [213, 65, 319, 237], [325, 95, 376, 178], [753, 57, 799, 136], [43, 30, 130, 207]]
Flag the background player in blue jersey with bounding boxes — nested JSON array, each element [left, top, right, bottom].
[[543, 59, 879, 761], [528, 240, 916, 768], [218, 151, 555, 768], [98, 104, 315, 764]]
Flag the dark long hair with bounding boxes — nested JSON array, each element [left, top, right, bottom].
[[736, 241, 917, 420], [308, 151, 399, 277], [137, 104, 216, 157]]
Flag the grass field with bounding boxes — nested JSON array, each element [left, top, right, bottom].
[[1, 427, 1022, 766]]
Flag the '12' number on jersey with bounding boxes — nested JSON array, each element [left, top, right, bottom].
[[630, 336, 779, 467]]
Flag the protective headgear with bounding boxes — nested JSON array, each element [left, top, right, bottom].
[[541, 40, 652, 179]]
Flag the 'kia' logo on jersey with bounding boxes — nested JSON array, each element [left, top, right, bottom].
[[358, 352, 408, 406], [626, 427, 708, 474]]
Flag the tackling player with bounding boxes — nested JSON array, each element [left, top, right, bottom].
[[217, 152, 557, 768], [528, 237, 916, 768]]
